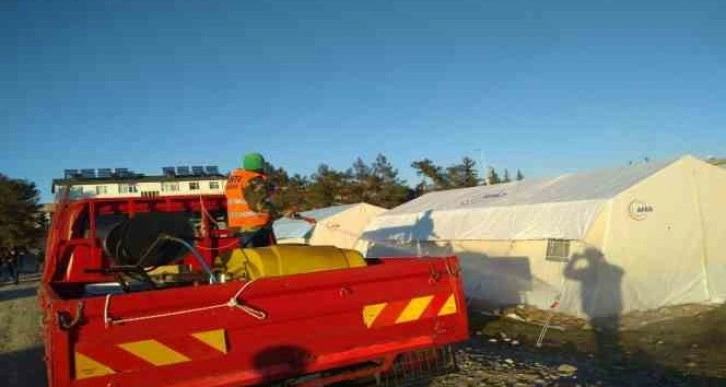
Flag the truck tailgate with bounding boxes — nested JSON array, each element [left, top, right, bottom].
[[42, 256, 468, 387]]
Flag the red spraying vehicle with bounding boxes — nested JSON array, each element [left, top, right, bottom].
[[38, 193, 469, 386]]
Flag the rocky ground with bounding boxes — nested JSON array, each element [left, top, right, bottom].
[[430, 338, 720, 387], [428, 305, 726, 387]]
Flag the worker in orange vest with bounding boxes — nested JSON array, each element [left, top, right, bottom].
[[224, 153, 277, 247], [225, 153, 315, 248]]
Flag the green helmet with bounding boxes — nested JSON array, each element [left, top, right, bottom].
[[242, 152, 265, 172]]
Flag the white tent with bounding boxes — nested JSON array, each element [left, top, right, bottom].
[[361, 155, 726, 319], [274, 203, 386, 250]]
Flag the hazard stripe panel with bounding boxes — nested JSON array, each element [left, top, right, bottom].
[[118, 340, 191, 366], [438, 294, 457, 316], [396, 295, 434, 324], [74, 329, 227, 380], [362, 303, 387, 328], [362, 293, 458, 329], [192, 329, 228, 354], [75, 352, 115, 379]]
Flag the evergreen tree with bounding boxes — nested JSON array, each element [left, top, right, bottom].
[[0, 174, 44, 249], [253, 156, 525, 211], [445, 165, 462, 188], [516, 169, 524, 181], [264, 164, 310, 212], [348, 157, 374, 204], [352, 157, 372, 182], [371, 154, 409, 208], [460, 157, 479, 187], [307, 164, 351, 208], [446, 157, 479, 188], [411, 159, 449, 190], [486, 167, 501, 185]]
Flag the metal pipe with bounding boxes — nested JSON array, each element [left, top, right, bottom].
[[162, 235, 218, 284]]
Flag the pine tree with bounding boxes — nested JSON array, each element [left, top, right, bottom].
[[349, 157, 373, 203], [307, 164, 351, 208], [445, 157, 479, 188], [0, 174, 44, 249], [461, 157, 479, 187], [411, 159, 449, 191], [288, 174, 310, 210], [371, 154, 409, 208], [265, 165, 310, 212], [516, 169, 524, 181], [502, 169, 511, 183], [445, 165, 462, 188], [486, 168, 501, 185]]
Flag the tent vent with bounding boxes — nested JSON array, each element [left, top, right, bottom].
[[546, 239, 571, 262]]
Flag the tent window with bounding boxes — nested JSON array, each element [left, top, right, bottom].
[[546, 239, 570, 261]]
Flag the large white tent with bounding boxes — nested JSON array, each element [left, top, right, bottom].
[[360, 155, 726, 319], [274, 203, 386, 250]]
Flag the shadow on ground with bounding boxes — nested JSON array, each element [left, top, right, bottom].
[[0, 347, 47, 387], [0, 285, 38, 302], [469, 303, 726, 386]]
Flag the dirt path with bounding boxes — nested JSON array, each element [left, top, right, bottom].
[[0, 278, 47, 387]]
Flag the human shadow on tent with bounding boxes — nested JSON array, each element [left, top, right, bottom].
[[361, 210, 447, 257], [564, 248, 624, 362]]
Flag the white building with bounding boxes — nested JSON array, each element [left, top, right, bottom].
[[51, 166, 228, 199]]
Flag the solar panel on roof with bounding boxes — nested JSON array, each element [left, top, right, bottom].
[[176, 166, 190, 176], [64, 169, 79, 179], [205, 165, 220, 175], [81, 169, 96, 178], [191, 166, 205, 175], [162, 167, 176, 176], [97, 168, 112, 178], [115, 168, 129, 177]]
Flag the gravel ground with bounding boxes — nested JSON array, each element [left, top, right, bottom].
[[1, 256, 46, 387], [430, 338, 722, 387], [0, 276, 47, 387]]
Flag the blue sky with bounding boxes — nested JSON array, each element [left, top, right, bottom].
[[2, 0, 724, 202]]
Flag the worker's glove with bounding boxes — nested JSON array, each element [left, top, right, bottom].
[[283, 210, 297, 218]]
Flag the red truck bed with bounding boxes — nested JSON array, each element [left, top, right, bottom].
[[39, 195, 469, 386]]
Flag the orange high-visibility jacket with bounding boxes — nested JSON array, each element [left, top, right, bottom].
[[224, 169, 271, 229]]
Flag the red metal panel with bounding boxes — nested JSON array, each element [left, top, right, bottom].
[[46, 257, 466, 386], [41, 195, 468, 387]]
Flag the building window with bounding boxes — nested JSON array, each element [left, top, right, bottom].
[[95, 185, 108, 195], [63, 187, 85, 199], [118, 184, 138, 194], [141, 191, 159, 198], [209, 181, 220, 190], [546, 239, 571, 261], [189, 182, 200, 190], [162, 182, 180, 192]]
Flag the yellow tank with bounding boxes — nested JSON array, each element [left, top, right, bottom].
[[217, 245, 367, 280]]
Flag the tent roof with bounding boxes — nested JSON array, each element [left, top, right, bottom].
[[386, 158, 673, 216], [363, 157, 694, 242], [273, 203, 360, 240]]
